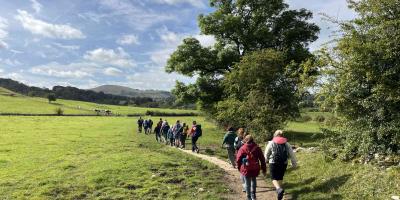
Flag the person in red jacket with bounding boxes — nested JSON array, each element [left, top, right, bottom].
[[236, 135, 267, 200]]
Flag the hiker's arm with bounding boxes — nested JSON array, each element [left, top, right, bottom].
[[236, 149, 243, 171], [286, 142, 297, 167], [222, 134, 228, 145], [258, 147, 267, 173], [264, 142, 272, 163]]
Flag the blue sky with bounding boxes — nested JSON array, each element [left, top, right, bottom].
[[0, 0, 355, 91]]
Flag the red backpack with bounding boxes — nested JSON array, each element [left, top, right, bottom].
[[244, 145, 260, 171]]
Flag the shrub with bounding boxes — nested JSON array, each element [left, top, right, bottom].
[[295, 115, 312, 122], [324, 116, 338, 127], [55, 108, 64, 116], [315, 115, 325, 123], [144, 110, 198, 116]]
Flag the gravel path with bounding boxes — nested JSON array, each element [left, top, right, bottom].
[[180, 148, 277, 200]]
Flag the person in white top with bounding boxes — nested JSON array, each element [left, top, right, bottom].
[[264, 130, 297, 200]]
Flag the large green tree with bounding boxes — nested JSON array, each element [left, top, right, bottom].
[[319, 0, 400, 160], [166, 0, 319, 139]]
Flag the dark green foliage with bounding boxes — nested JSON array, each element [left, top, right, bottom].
[[55, 107, 64, 116], [144, 110, 198, 117], [166, 0, 320, 141], [216, 50, 300, 141], [319, 0, 400, 160], [47, 93, 56, 103], [315, 115, 325, 123]]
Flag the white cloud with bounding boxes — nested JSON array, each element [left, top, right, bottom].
[[117, 34, 140, 45], [195, 34, 216, 47], [30, 0, 42, 13], [125, 69, 194, 90], [84, 47, 136, 68], [15, 10, 85, 39], [0, 68, 4, 73], [99, 0, 177, 30], [53, 43, 80, 50], [30, 62, 98, 78], [104, 67, 123, 76], [159, 29, 181, 45], [0, 58, 22, 66], [154, 0, 206, 8], [0, 17, 9, 49], [150, 27, 215, 67]]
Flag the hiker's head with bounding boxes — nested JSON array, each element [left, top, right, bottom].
[[227, 126, 234, 132], [160, 118, 162, 121], [193, 121, 197, 125], [183, 123, 186, 126], [244, 135, 254, 144], [139, 116, 142, 119], [177, 120, 180, 123], [274, 130, 284, 137], [237, 128, 245, 138]]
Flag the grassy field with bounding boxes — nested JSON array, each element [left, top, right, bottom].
[[0, 116, 231, 200], [0, 87, 196, 115], [186, 118, 400, 200]]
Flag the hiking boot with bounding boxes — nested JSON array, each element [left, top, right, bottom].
[[277, 188, 284, 200]]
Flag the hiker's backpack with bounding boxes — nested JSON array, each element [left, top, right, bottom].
[[244, 145, 260, 171], [195, 125, 202, 137], [234, 137, 243, 150], [272, 142, 288, 164]]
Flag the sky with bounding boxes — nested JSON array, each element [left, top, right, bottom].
[[0, 0, 356, 91]]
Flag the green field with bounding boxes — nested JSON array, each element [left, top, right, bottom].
[[0, 116, 231, 200], [0, 87, 196, 115], [1, 89, 399, 200]]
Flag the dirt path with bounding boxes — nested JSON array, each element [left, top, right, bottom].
[[180, 149, 277, 200]]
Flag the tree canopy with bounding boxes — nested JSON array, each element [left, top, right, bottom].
[[319, 0, 400, 160], [166, 0, 319, 139]]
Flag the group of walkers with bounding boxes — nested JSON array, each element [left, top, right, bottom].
[[223, 128, 297, 200], [137, 117, 202, 153], [138, 116, 296, 200], [137, 117, 153, 134]]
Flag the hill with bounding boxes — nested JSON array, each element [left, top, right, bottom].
[[0, 86, 197, 115], [0, 78, 161, 107], [91, 85, 172, 99]]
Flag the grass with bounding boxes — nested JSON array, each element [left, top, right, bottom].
[[0, 87, 197, 115], [184, 118, 400, 200], [284, 153, 400, 199], [0, 116, 231, 200]]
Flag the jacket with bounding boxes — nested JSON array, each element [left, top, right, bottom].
[[264, 137, 297, 166], [236, 142, 267, 177], [222, 131, 237, 147]]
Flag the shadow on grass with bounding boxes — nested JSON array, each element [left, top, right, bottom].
[[286, 174, 351, 200], [285, 131, 324, 147]]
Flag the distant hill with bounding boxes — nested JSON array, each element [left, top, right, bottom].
[[91, 85, 172, 100]]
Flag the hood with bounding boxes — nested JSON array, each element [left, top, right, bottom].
[[272, 136, 287, 144], [244, 142, 257, 149]]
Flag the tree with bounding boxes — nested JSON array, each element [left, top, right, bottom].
[[166, 0, 319, 139], [47, 93, 56, 103], [319, 0, 400, 161], [216, 50, 299, 141]]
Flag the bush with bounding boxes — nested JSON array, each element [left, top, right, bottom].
[[144, 110, 198, 116], [296, 115, 312, 122], [55, 108, 64, 116], [324, 116, 338, 127], [315, 115, 325, 123]]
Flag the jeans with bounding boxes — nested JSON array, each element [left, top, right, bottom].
[[180, 135, 186, 148], [244, 176, 257, 200], [240, 174, 246, 191], [192, 136, 199, 152], [227, 147, 236, 167]]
